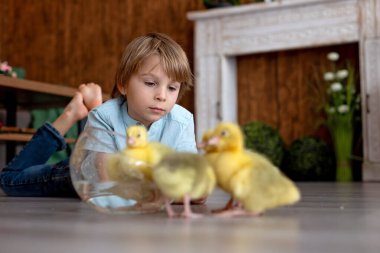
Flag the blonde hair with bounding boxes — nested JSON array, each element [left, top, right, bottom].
[[112, 32, 193, 101]]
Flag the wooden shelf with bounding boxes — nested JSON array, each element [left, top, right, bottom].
[[0, 75, 110, 162], [0, 75, 78, 147], [0, 133, 76, 144], [0, 126, 76, 144], [0, 75, 110, 109], [0, 75, 76, 109], [0, 75, 77, 96]]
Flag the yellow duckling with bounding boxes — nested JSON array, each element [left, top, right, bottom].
[[152, 152, 216, 218], [205, 122, 301, 216], [107, 125, 173, 182]]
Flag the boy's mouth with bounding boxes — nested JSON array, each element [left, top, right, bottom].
[[149, 107, 165, 113]]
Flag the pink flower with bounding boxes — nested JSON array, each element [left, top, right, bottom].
[[0, 61, 13, 72]]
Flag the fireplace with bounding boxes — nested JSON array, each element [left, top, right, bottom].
[[188, 0, 380, 180]]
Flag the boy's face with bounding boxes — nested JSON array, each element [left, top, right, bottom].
[[125, 54, 180, 127]]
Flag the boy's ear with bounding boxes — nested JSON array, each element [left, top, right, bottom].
[[117, 83, 126, 95]]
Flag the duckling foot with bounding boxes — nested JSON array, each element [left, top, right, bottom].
[[180, 210, 203, 219], [212, 197, 237, 213], [165, 199, 179, 218], [215, 209, 261, 218], [180, 194, 204, 219]]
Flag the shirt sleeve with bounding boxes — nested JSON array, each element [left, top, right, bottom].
[[81, 109, 120, 153]]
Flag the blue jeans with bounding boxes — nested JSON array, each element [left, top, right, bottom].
[[0, 123, 78, 197]]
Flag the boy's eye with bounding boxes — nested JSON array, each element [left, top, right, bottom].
[[220, 130, 228, 137], [145, 81, 156, 86], [168, 86, 178, 92]]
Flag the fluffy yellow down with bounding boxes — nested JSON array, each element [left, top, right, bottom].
[[152, 152, 216, 201], [205, 122, 301, 213]]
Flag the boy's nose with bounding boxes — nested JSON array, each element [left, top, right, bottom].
[[155, 88, 166, 101]]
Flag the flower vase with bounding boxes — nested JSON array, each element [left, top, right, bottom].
[[336, 157, 352, 182], [331, 118, 353, 182], [321, 51, 360, 182]]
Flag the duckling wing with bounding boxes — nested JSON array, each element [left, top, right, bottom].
[[190, 160, 216, 199], [148, 142, 174, 165], [153, 153, 215, 201], [107, 152, 148, 182], [231, 151, 301, 213]]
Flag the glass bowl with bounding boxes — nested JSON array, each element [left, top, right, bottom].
[[70, 126, 163, 213]]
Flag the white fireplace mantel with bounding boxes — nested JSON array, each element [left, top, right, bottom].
[[188, 0, 380, 181]]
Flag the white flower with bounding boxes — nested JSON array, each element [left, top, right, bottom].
[[336, 69, 349, 79], [327, 52, 339, 61], [328, 107, 336, 114], [324, 72, 335, 81], [337, 104, 349, 113], [330, 82, 343, 92]]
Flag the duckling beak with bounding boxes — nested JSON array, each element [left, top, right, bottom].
[[197, 142, 206, 150], [207, 136, 219, 146], [127, 137, 135, 146]]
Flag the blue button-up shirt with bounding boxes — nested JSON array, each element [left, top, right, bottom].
[[83, 97, 197, 153]]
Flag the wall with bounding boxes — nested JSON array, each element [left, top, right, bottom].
[[0, 0, 205, 168], [0, 0, 205, 111]]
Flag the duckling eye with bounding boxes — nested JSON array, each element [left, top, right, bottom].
[[137, 133, 141, 138], [220, 130, 228, 137]]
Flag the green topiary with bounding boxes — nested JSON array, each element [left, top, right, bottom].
[[242, 121, 285, 167], [282, 137, 335, 181]]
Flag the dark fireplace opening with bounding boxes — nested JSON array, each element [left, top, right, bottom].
[[237, 42, 362, 181]]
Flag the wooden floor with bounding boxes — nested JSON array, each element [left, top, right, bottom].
[[1, 182, 379, 253]]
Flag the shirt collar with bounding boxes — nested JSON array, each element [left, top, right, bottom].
[[119, 97, 165, 132], [120, 97, 140, 126]]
